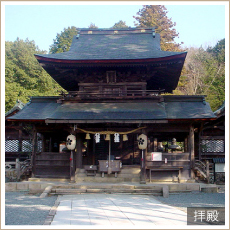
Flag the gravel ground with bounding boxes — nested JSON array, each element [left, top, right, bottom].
[[155, 191, 225, 212], [5, 192, 58, 225], [5, 190, 225, 225]]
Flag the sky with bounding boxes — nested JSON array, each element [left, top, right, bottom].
[[2, 1, 228, 52]]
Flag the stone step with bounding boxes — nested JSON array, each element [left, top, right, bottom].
[[117, 173, 140, 178], [28, 178, 70, 182], [169, 190, 192, 194], [51, 188, 163, 195]]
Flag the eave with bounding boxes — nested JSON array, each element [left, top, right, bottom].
[[34, 52, 187, 65]]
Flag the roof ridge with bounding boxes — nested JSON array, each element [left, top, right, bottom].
[[79, 27, 155, 35]]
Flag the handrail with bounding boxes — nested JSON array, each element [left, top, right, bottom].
[[195, 160, 214, 183], [16, 159, 32, 180]]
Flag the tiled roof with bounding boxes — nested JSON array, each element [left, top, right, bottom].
[[7, 96, 216, 122], [5, 99, 26, 117], [214, 101, 225, 117], [35, 28, 186, 61]]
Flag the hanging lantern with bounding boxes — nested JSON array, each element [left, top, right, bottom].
[[105, 134, 110, 141], [123, 134, 128, 141], [66, 134, 76, 150], [137, 134, 147, 149], [114, 133, 120, 142], [85, 133, 91, 140]]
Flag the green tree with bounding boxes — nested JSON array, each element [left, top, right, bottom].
[[49, 26, 78, 54], [88, 23, 98, 28], [207, 39, 225, 63], [5, 38, 63, 112], [133, 5, 182, 51], [178, 40, 225, 111], [111, 20, 129, 29]]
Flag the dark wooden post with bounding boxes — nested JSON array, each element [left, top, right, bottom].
[[153, 138, 157, 152], [189, 125, 195, 179], [31, 125, 37, 177], [140, 149, 146, 184], [70, 150, 75, 182], [198, 123, 203, 161], [140, 130, 147, 184], [49, 137, 52, 152], [184, 137, 188, 152], [76, 134, 83, 169]]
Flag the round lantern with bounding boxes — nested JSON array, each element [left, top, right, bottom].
[[138, 134, 147, 149], [66, 134, 76, 150]]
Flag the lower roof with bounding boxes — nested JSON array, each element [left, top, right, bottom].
[[7, 96, 216, 123]]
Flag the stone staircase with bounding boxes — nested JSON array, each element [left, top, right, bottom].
[[75, 165, 141, 183]]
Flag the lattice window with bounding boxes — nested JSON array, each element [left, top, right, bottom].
[[5, 139, 43, 153], [22, 140, 33, 152], [5, 140, 19, 152], [201, 139, 224, 153]]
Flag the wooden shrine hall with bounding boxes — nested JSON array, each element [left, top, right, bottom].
[[7, 28, 216, 183]]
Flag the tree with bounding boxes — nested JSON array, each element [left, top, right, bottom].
[[207, 39, 225, 64], [49, 26, 78, 54], [5, 38, 63, 112], [88, 23, 98, 28], [111, 20, 129, 29], [177, 40, 225, 111], [133, 5, 182, 51]]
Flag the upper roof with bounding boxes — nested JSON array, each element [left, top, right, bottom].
[[34, 28, 187, 92], [6, 95, 216, 123], [35, 28, 186, 62]]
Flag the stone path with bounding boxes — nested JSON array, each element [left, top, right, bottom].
[[51, 194, 187, 226]]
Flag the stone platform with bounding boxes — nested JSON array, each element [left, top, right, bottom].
[[5, 179, 220, 198]]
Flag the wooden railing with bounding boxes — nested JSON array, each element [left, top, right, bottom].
[[60, 89, 165, 100], [5, 158, 32, 181], [194, 160, 214, 183]]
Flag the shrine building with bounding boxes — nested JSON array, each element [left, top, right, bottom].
[[6, 28, 216, 183]]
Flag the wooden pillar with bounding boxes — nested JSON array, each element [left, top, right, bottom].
[[140, 149, 146, 184], [31, 125, 37, 177], [140, 130, 147, 184], [70, 150, 75, 182], [189, 125, 195, 179], [49, 137, 52, 152], [76, 134, 83, 169], [153, 138, 158, 152], [198, 123, 204, 161], [184, 137, 188, 152]]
